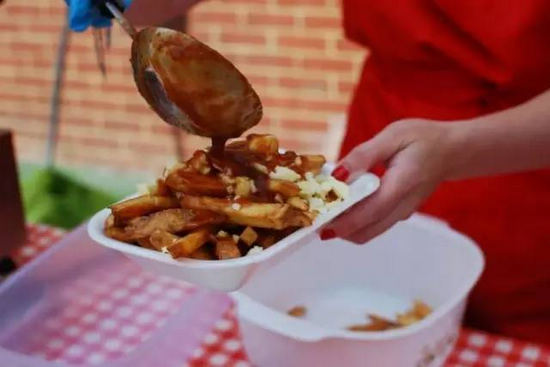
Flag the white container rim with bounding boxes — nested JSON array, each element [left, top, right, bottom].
[[88, 173, 381, 270], [231, 214, 485, 342]]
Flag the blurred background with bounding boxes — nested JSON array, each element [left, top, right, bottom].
[[0, 0, 366, 228]]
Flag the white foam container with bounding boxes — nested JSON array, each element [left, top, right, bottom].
[[88, 171, 380, 291], [231, 214, 484, 367]]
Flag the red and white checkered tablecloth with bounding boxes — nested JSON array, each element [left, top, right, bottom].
[[8, 224, 550, 367]]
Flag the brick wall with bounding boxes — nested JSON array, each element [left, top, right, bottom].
[[0, 0, 366, 174]]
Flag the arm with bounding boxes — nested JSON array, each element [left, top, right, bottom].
[[321, 89, 550, 243], [445, 90, 550, 179]]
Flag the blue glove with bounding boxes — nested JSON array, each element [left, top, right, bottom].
[[65, 0, 132, 32]]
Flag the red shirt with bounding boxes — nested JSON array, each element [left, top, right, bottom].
[[341, 0, 550, 344]]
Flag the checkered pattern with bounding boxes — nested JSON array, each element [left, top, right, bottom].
[[11, 224, 65, 266], [10, 224, 550, 367]]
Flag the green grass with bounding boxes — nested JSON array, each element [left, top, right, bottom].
[[19, 163, 152, 229]]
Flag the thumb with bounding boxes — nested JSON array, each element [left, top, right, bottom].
[[332, 128, 401, 182]]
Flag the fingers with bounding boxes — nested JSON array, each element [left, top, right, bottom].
[[332, 127, 403, 182], [322, 163, 416, 240], [344, 195, 417, 244]]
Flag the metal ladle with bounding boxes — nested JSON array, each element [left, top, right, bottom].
[[106, 3, 263, 139]]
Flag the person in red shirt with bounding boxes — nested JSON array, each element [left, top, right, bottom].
[[320, 1, 550, 345], [66, 0, 550, 344]]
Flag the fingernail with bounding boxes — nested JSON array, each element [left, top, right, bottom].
[[320, 229, 336, 241], [332, 165, 349, 181]]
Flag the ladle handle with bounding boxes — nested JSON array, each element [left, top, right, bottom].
[[105, 1, 137, 39]]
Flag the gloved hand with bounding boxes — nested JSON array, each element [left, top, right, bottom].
[[65, 0, 131, 32]]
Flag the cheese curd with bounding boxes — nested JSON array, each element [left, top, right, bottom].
[[246, 246, 264, 256], [269, 166, 301, 182], [270, 166, 350, 214]]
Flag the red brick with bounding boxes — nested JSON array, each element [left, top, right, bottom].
[[243, 55, 296, 67], [152, 124, 174, 136], [280, 119, 329, 132], [278, 0, 325, 5], [64, 80, 92, 89], [0, 57, 24, 65], [12, 76, 51, 87], [28, 24, 62, 33], [0, 110, 48, 121], [105, 120, 137, 131], [337, 39, 363, 52], [9, 42, 45, 51], [102, 84, 137, 94], [221, 32, 266, 45], [304, 16, 341, 29], [64, 99, 119, 111], [0, 23, 20, 31], [193, 12, 238, 24], [339, 81, 357, 94], [125, 103, 152, 114], [32, 59, 52, 68], [247, 74, 271, 86], [62, 117, 96, 127], [19, 131, 48, 140], [278, 36, 325, 49], [278, 138, 320, 152], [61, 135, 119, 149], [279, 77, 327, 90], [248, 13, 294, 26], [68, 44, 93, 53], [303, 58, 353, 71], [263, 97, 347, 112], [227, 0, 268, 3], [0, 92, 49, 103], [6, 5, 42, 15], [128, 142, 173, 154]]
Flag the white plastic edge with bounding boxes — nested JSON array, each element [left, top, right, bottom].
[[87, 173, 381, 270], [231, 213, 485, 342]]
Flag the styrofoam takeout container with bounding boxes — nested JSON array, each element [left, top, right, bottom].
[[88, 168, 380, 292], [231, 214, 485, 367]]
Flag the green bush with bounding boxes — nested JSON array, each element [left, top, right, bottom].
[[22, 168, 117, 229]]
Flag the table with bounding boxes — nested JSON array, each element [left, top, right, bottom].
[[9, 224, 550, 367]]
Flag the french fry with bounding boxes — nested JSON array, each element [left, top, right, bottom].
[[287, 196, 308, 211], [149, 229, 179, 251], [181, 196, 313, 229], [104, 227, 133, 242], [186, 150, 211, 174], [137, 237, 155, 249], [257, 231, 277, 248], [247, 134, 278, 155], [299, 154, 326, 174], [189, 245, 215, 260], [412, 300, 432, 318], [105, 133, 341, 261], [215, 237, 241, 259], [287, 306, 307, 318], [167, 228, 212, 258], [268, 179, 300, 198], [240, 226, 258, 247], [234, 176, 254, 197], [348, 314, 400, 332], [151, 179, 172, 196], [396, 301, 432, 326], [165, 171, 228, 196], [123, 208, 225, 240], [110, 195, 179, 224]]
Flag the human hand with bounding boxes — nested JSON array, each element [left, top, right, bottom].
[[320, 119, 457, 244], [65, 0, 131, 32], [65, 0, 201, 32]]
